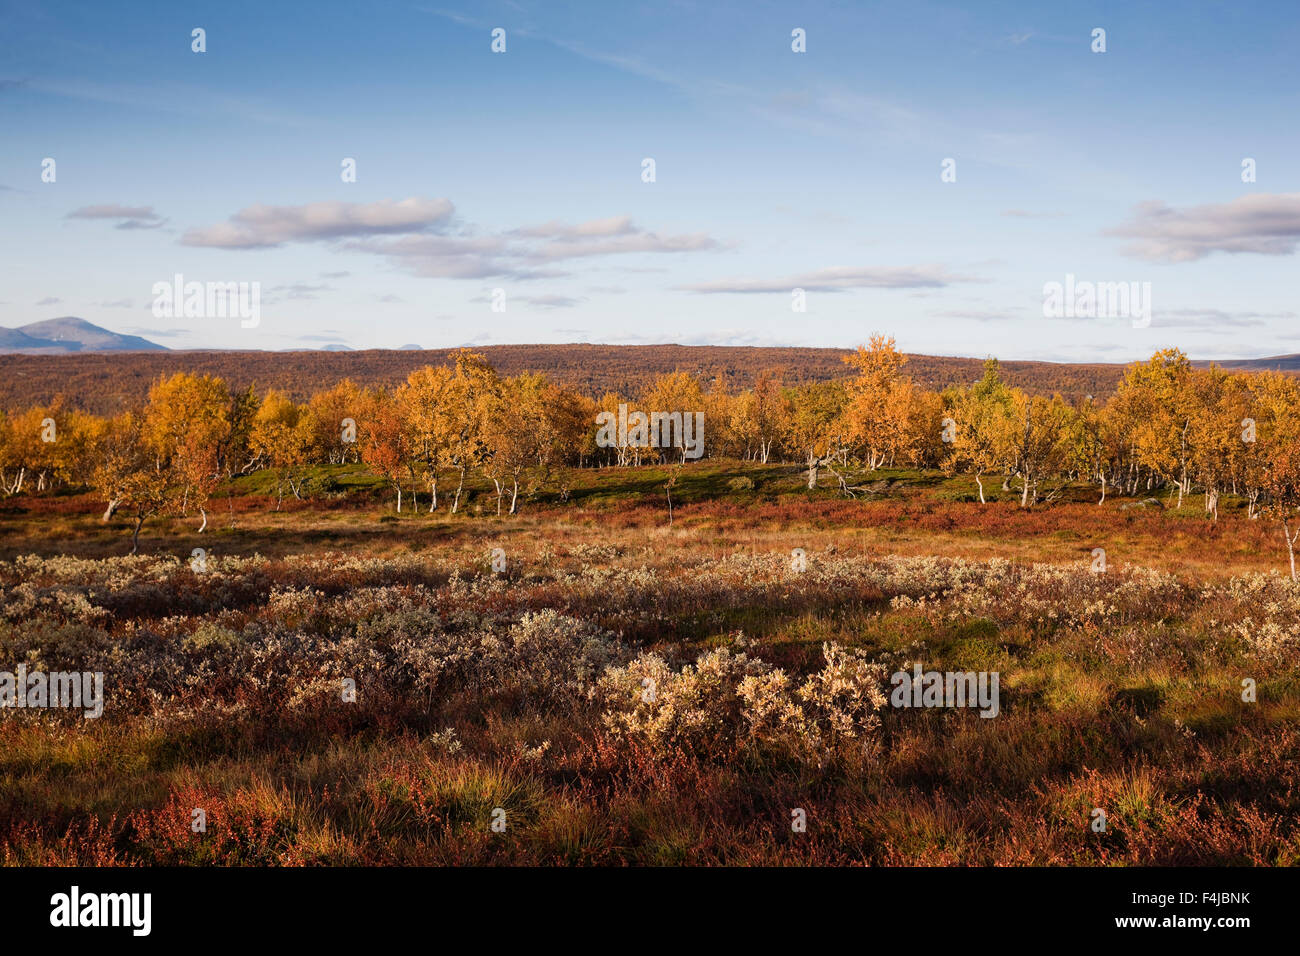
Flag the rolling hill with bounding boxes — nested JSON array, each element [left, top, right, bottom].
[[2, 332, 1296, 415], [0, 343, 1130, 414]]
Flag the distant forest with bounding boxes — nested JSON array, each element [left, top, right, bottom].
[[0, 344, 1136, 415], [9, 339, 1300, 568]]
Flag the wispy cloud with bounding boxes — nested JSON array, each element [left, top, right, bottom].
[[931, 308, 1019, 322], [518, 294, 583, 309], [67, 204, 165, 230], [183, 199, 720, 281], [266, 283, 332, 302], [31, 78, 305, 127], [347, 233, 534, 280], [518, 217, 719, 262], [679, 264, 978, 294], [600, 328, 805, 347], [125, 326, 188, 339], [350, 211, 721, 279], [1157, 308, 1291, 329], [510, 217, 636, 240]]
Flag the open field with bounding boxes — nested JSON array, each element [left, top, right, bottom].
[[0, 460, 1287, 577], [3, 460, 1298, 865]]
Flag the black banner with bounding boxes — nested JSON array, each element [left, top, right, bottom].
[[2, 865, 1283, 942]]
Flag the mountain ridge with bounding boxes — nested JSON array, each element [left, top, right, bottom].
[[0, 317, 166, 353]]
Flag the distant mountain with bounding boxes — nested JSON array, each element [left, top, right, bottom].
[[1197, 354, 1300, 372], [318, 343, 353, 351], [0, 327, 61, 351], [398, 343, 423, 351], [0, 317, 166, 353]]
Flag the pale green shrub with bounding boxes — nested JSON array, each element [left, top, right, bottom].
[[596, 642, 888, 762]]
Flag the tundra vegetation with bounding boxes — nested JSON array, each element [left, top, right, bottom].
[[1, 339, 1298, 865]]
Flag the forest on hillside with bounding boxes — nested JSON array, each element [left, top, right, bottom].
[[0, 343, 1132, 415]]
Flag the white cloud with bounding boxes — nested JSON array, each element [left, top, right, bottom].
[[182, 198, 455, 248], [1109, 193, 1300, 262], [183, 202, 722, 281]]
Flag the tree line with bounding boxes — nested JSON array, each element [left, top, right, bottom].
[[5, 338, 1300, 573]]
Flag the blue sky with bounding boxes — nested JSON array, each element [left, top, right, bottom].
[[1, 0, 1298, 361]]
